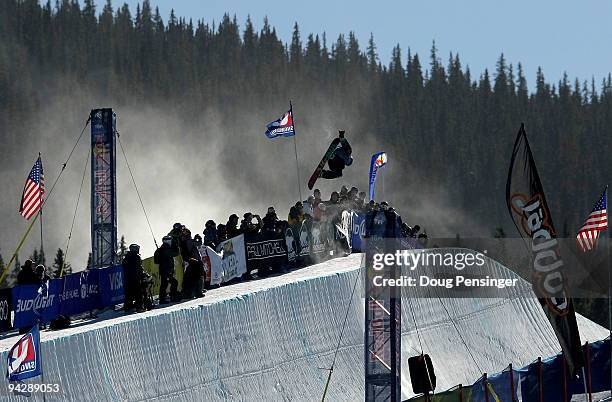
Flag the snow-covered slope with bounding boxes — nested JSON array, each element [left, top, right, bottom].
[[0, 252, 607, 401]]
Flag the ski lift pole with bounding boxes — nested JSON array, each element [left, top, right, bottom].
[[289, 101, 303, 202]]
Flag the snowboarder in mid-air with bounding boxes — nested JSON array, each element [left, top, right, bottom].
[[308, 130, 353, 189], [321, 130, 352, 179]]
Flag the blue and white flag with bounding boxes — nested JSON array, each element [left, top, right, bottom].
[[368, 151, 388, 201], [6, 325, 42, 381], [265, 109, 295, 139]]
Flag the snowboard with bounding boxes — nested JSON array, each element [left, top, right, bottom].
[[308, 138, 341, 190]]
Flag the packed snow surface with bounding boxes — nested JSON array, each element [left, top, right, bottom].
[[0, 252, 607, 401]]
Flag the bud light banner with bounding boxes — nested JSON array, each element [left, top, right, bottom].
[[0, 288, 12, 331], [96, 265, 125, 308], [12, 280, 62, 328], [59, 271, 97, 316]]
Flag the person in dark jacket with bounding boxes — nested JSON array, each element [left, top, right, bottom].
[[321, 130, 353, 179], [182, 258, 205, 299], [193, 234, 203, 248], [226, 214, 240, 239], [216, 224, 228, 244], [384, 206, 403, 238], [154, 235, 180, 304], [203, 220, 218, 248], [168, 222, 183, 252], [240, 212, 262, 235], [17, 259, 38, 285], [179, 227, 201, 262], [122, 244, 144, 312], [262, 207, 278, 233], [35, 264, 50, 284]]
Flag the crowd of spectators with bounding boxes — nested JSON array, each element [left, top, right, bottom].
[[16, 185, 426, 315]]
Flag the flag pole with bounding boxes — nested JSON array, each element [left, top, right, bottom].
[[39, 152, 44, 265], [290, 101, 303, 202], [606, 185, 611, 399]]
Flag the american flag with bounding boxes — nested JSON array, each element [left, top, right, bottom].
[[576, 187, 608, 252], [19, 156, 45, 220]]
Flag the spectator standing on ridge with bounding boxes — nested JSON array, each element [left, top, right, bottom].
[[35, 264, 50, 284], [288, 206, 301, 226], [339, 185, 349, 203], [122, 244, 144, 312], [182, 258, 205, 299], [356, 192, 367, 211], [328, 191, 340, 205], [154, 235, 180, 304], [17, 259, 38, 285], [217, 224, 228, 244], [203, 220, 218, 248], [193, 234, 203, 249], [168, 222, 183, 252], [240, 212, 262, 235], [313, 189, 323, 220], [262, 207, 278, 233], [226, 214, 240, 238], [295, 202, 305, 223]]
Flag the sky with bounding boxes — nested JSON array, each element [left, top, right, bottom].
[[105, 0, 612, 90]]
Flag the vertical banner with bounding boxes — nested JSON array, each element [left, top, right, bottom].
[[90, 108, 117, 269], [506, 124, 583, 374], [368, 151, 388, 201]]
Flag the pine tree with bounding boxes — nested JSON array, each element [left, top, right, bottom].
[[365, 33, 377, 73], [52, 248, 71, 278], [117, 235, 127, 260], [289, 22, 302, 71]]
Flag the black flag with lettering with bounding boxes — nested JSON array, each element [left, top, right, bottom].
[[506, 123, 583, 374]]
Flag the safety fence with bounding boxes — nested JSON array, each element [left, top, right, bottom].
[[406, 337, 610, 402], [0, 265, 124, 330]]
